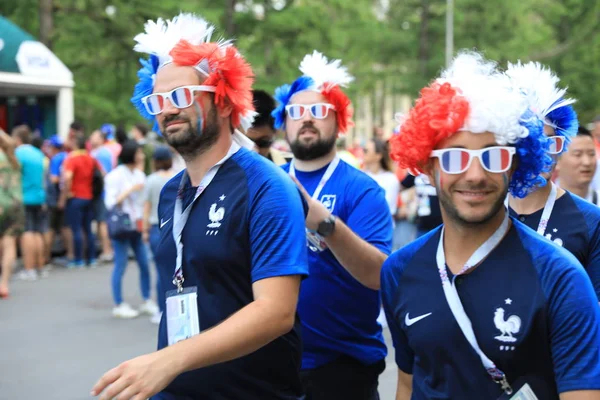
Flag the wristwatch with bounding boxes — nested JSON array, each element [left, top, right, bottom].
[[317, 214, 337, 237]]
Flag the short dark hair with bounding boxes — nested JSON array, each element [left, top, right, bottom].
[[31, 136, 44, 149], [578, 126, 592, 136], [70, 121, 84, 133], [74, 134, 87, 150], [154, 158, 173, 171], [12, 125, 32, 144], [119, 140, 140, 165], [251, 90, 276, 130], [134, 123, 149, 137], [116, 125, 128, 145]]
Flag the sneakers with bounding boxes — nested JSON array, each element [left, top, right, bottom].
[[99, 253, 114, 263], [18, 270, 38, 281], [150, 311, 162, 325], [67, 260, 84, 269], [112, 303, 140, 319], [88, 260, 98, 269], [139, 299, 160, 316]]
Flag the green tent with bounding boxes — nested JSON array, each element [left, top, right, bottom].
[[0, 16, 37, 73]]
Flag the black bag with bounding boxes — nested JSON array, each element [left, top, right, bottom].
[[92, 166, 104, 199], [106, 207, 137, 240]]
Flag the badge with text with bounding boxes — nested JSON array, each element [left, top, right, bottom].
[[497, 380, 538, 400], [166, 286, 200, 346], [306, 229, 328, 252]]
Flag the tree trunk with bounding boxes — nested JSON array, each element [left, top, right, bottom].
[[417, 0, 430, 79], [39, 0, 54, 49], [224, 0, 237, 37]]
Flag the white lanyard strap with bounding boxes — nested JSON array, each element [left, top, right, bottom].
[[436, 213, 513, 393], [537, 182, 557, 236], [289, 155, 340, 201], [172, 141, 240, 292]]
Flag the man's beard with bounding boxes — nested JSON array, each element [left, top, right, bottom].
[[163, 107, 219, 161], [288, 124, 336, 161], [436, 176, 507, 227]]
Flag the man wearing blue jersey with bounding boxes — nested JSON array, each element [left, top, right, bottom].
[[92, 14, 308, 400], [383, 51, 600, 399], [507, 62, 600, 301], [273, 51, 393, 400]]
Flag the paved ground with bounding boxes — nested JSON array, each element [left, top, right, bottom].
[[0, 263, 396, 400]]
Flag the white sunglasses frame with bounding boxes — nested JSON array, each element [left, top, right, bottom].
[[142, 85, 217, 116], [547, 135, 565, 155], [285, 103, 336, 120], [430, 146, 516, 174]]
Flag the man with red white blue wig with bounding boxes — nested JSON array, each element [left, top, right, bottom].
[[382, 51, 600, 399], [507, 61, 600, 300], [274, 51, 394, 400], [92, 13, 309, 400]]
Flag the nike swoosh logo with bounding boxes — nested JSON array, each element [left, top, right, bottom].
[[160, 218, 171, 229], [405, 312, 432, 326]]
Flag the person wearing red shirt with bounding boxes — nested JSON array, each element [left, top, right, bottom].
[[60, 134, 99, 268]]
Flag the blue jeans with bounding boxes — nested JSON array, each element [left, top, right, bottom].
[[149, 224, 165, 313], [111, 232, 150, 305], [66, 198, 95, 264]]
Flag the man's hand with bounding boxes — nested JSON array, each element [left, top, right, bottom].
[[290, 176, 330, 231], [91, 350, 179, 400], [142, 231, 149, 243]]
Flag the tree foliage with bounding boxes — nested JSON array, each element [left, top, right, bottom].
[[1, 0, 599, 132]]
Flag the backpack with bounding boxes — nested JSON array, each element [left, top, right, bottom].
[[92, 164, 104, 199]]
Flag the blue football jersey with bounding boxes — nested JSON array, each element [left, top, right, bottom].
[[282, 159, 394, 369], [153, 147, 308, 399], [381, 218, 600, 399], [509, 191, 600, 300]]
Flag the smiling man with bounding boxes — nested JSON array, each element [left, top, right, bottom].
[[507, 62, 600, 301], [91, 13, 308, 400], [272, 51, 393, 400], [557, 126, 599, 203], [383, 51, 600, 400]]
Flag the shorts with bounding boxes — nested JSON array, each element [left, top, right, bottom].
[[0, 205, 24, 237], [24, 205, 48, 234], [48, 207, 67, 232], [93, 197, 107, 222]]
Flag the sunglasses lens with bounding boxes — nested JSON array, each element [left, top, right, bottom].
[[145, 95, 164, 115], [548, 136, 564, 154], [481, 147, 512, 172], [310, 104, 329, 119], [171, 87, 194, 108], [287, 105, 305, 120], [440, 149, 471, 174]]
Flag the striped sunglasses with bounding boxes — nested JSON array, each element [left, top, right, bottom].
[[285, 103, 336, 120], [431, 146, 516, 174], [142, 85, 216, 116]]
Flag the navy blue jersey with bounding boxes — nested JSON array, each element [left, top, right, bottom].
[[153, 147, 308, 400], [282, 159, 393, 369], [509, 191, 600, 299], [381, 218, 600, 399]]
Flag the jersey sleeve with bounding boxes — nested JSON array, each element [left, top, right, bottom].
[[346, 183, 393, 255], [545, 258, 600, 393], [381, 255, 415, 373], [248, 172, 309, 283]]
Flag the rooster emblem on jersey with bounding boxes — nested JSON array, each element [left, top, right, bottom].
[[207, 203, 225, 228], [493, 308, 521, 343]]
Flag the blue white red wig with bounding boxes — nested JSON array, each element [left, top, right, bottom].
[[272, 51, 354, 133], [389, 51, 553, 198], [506, 61, 578, 150], [130, 13, 256, 134]]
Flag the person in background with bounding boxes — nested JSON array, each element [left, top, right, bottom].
[[401, 173, 443, 237], [556, 126, 600, 204], [103, 140, 157, 319], [100, 124, 122, 168], [89, 129, 114, 263], [245, 89, 287, 165], [60, 134, 98, 268], [336, 136, 360, 168], [131, 123, 155, 175], [13, 125, 47, 281], [0, 129, 23, 298], [45, 135, 73, 264], [142, 146, 175, 324], [115, 125, 129, 146], [363, 138, 399, 219]]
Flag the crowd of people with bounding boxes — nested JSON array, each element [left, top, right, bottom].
[[2, 11, 600, 400]]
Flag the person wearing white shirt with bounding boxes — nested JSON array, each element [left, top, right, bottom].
[[364, 138, 400, 217], [104, 140, 158, 319]]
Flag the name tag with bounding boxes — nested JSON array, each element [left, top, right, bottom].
[[166, 286, 200, 346], [306, 229, 328, 252], [498, 382, 538, 400]]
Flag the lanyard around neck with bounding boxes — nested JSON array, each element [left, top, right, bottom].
[[289, 155, 340, 201], [536, 182, 557, 236], [172, 141, 240, 292], [436, 213, 513, 394]]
